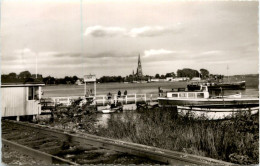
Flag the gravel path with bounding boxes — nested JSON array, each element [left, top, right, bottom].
[[2, 145, 47, 165]]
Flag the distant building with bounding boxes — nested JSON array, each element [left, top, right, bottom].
[[151, 78, 160, 82], [166, 77, 173, 81], [129, 54, 144, 82], [172, 77, 189, 82], [191, 77, 201, 81], [75, 79, 82, 85], [136, 54, 143, 78]]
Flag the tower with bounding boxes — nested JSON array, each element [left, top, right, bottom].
[[136, 54, 143, 78]]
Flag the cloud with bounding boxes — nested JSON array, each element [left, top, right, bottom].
[[84, 25, 182, 38], [144, 49, 184, 57], [200, 50, 222, 55], [84, 25, 126, 37], [128, 26, 179, 37]]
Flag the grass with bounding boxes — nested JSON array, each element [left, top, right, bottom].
[[41, 99, 259, 164], [94, 108, 259, 164]]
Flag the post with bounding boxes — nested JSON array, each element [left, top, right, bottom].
[[135, 94, 137, 104], [144, 94, 146, 102], [125, 95, 127, 104], [16, 116, 20, 122], [114, 95, 117, 106], [39, 86, 42, 99], [33, 115, 36, 122], [94, 81, 96, 97], [103, 96, 105, 106], [84, 82, 86, 96]]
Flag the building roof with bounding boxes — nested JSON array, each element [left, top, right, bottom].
[[1, 82, 45, 87]]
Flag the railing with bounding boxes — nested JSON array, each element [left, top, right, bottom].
[[50, 96, 83, 106], [48, 94, 150, 106], [95, 94, 147, 105]]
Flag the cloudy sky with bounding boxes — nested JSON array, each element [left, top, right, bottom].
[[1, 0, 258, 77]]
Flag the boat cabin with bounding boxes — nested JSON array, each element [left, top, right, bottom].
[[1, 83, 45, 120], [166, 86, 210, 99]]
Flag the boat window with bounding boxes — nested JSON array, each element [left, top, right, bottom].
[[179, 93, 186, 97], [201, 86, 207, 91], [172, 94, 178, 97], [197, 93, 204, 98], [188, 93, 195, 98]]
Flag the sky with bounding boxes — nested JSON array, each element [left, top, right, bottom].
[[1, 0, 259, 78]]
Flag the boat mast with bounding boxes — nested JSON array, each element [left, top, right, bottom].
[[227, 64, 229, 82], [36, 52, 38, 79]]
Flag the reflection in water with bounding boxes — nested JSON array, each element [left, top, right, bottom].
[[96, 111, 138, 128], [96, 113, 111, 128]]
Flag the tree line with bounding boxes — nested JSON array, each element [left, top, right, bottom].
[[1, 71, 79, 85], [1, 68, 223, 84]]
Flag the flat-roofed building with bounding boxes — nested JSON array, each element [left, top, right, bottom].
[[1, 83, 44, 120]]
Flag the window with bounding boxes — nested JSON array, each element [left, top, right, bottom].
[[179, 93, 186, 98], [28, 86, 39, 100], [188, 93, 195, 98], [172, 94, 178, 97], [28, 87, 34, 100], [197, 93, 204, 98]]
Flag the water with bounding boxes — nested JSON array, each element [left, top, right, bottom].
[[42, 78, 259, 127], [43, 81, 259, 98]]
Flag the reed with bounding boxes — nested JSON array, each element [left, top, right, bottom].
[[43, 99, 258, 164], [95, 108, 259, 164]]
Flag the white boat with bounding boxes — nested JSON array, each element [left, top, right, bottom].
[[100, 103, 123, 114], [101, 109, 116, 114], [177, 105, 259, 120], [158, 86, 258, 107]]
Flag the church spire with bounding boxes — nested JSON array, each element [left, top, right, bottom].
[[136, 54, 143, 78]]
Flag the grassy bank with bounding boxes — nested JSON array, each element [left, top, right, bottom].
[[94, 108, 259, 164], [41, 100, 259, 164]]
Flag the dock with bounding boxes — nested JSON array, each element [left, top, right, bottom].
[[46, 93, 157, 106]]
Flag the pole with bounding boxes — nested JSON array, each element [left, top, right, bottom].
[[227, 65, 229, 83], [36, 52, 38, 79], [84, 82, 86, 96], [94, 81, 96, 97]]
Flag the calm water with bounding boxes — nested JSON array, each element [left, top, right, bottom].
[[42, 78, 259, 127], [43, 80, 259, 98]]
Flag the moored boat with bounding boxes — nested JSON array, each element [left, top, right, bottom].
[[100, 103, 123, 114], [177, 104, 259, 120], [187, 81, 246, 91], [158, 86, 258, 107]]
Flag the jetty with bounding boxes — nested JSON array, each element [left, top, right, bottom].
[[46, 93, 157, 106]]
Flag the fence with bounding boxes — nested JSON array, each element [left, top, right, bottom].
[[48, 94, 151, 106]]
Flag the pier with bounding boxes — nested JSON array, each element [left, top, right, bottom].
[[48, 93, 157, 106]]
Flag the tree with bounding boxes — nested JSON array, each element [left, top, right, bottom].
[[160, 75, 165, 79], [165, 72, 176, 78], [165, 73, 172, 77], [18, 71, 31, 80], [8, 72, 17, 79], [200, 69, 209, 79], [155, 74, 160, 78], [177, 68, 199, 79]]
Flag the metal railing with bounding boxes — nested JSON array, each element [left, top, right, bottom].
[[48, 94, 149, 106]]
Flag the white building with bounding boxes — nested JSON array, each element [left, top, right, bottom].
[[1, 83, 44, 120], [191, 77, 201, 81]]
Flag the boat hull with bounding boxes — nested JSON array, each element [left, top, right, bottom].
[[177, 105, 259, 120], [187, 81, 246, 91], [158, 97, 259, 107]]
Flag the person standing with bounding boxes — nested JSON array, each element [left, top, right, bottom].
[[124, 90, 127, 97], [107, 92, 112, 104], [117, 90, 121, 98]]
